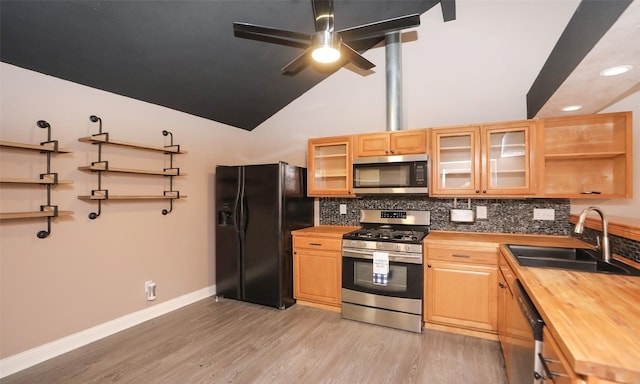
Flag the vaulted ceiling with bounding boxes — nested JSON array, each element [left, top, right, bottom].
[[1, 1, 638, 131], [0, 0, 447, 131]]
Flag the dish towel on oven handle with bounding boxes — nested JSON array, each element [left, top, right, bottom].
[[373, 251, 389, 286]]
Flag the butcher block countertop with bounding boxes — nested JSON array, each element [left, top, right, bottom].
[[427, 231, 640, 384], [292, 225, 359, 237]]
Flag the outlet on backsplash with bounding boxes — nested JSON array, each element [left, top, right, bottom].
[[339, 204, 347, 215], [534, 208, 555, 220], [476, 206, 487, 219]]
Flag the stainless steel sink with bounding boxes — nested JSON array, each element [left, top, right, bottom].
[[505, 245, 640, 276]]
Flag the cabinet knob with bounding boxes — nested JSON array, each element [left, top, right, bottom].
[[475, 190, 480, 193], [427, 264, 432, 268], [390, 150, 395, 154], [482, 190, 487, 194], [498, 282, 506, 288]]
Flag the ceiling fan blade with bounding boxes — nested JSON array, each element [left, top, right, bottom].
[[340, 43, 375, 71], [281, 48, 312, 75], [337, 14, 421, 42], [312, 0, 335, 32], [234, 22, 313, 48], [440, 0, 457, 22]]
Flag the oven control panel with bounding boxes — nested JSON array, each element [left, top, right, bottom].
[[380, 211, 407, 219]]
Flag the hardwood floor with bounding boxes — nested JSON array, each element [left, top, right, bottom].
[[1, 298, 507, 384]]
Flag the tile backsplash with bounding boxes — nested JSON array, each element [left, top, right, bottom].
[[320, 196, 640, 262], [319, 196, 573, 235], [573, 229, 640, 263]]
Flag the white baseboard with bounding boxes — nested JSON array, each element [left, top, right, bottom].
[[0, 285, 216, 379]]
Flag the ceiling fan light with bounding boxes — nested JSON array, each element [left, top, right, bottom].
[[312, 46, 340, 63], [312, 31, 341, 64]]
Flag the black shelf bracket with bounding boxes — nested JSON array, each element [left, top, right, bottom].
[[36, 120, 58, 238], [88, 115, 107, 220], [162, 130, 180, 216]]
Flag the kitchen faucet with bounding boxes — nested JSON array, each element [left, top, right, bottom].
[[574, 206, 611, 263]]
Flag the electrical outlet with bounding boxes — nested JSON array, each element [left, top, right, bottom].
[[476, 206, 487, 219], [533, 208, 555, 221], [144, 280, 156, 301], [339, 204, 347, 215]]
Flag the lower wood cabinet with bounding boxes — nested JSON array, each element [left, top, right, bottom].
[[497, 266, 510, 374], [425, 243, 498, 336], [541, 327, 586, 384], [292, 232, 343, 311]]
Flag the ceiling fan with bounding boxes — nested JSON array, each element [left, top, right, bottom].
[[233, 0, 423, 75]]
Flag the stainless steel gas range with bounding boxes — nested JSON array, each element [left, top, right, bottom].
[[341, 209, 430, 333]]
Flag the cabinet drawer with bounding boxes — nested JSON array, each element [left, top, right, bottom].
[[541, 327, 583, 384], [427, 245, 497, 265], [293, 236, 342, 251]]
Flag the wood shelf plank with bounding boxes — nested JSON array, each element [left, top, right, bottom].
[[0, 140, 72, 153], [0, 210, 73, 220], [78, 136, 187, 154], [78, 165, 184, 176], [545, 151, 626, 160], [78, 195, 187, 201], [0, 177, 73, 185]]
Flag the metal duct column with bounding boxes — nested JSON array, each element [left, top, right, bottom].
[[385, 31, 403, 132]]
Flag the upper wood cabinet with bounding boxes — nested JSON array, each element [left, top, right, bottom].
[[354, 129, 427, 157], [307, 135, 353, 197], [430, 120, 536, 197], [539, 111, 632, 198]]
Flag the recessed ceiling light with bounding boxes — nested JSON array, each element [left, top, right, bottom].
[[600, 65, 633, 77], [561, 105, 583, 112]]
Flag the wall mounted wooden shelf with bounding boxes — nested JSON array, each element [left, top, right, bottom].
[[0, 120, 73, 238], [77, 115, 186, 219]]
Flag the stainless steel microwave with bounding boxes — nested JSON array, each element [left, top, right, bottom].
[[353, 154, 429, 195]]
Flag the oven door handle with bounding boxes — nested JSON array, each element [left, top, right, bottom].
[[342, 248, 422, 263]]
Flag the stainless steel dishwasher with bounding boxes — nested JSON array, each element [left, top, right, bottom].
[[508, 279, 545, 384]]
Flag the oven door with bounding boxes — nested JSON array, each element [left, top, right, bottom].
[[342, 256, 423, 299]]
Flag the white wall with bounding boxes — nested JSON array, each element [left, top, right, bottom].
[[0, 63, 251, 360]]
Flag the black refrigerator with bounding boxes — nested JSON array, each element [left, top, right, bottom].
[[215, 162, 314, 309]]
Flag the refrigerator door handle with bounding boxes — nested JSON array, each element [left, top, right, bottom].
[[239, 167, 247, 234], [233, 167, 242, 234]]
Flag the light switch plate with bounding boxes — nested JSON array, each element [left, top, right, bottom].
[[533, 208, 555, 220], [476, 206, 487, 219]]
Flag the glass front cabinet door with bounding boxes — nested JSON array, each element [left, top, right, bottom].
[[431, 121, 535, 196], [482, 121, 535, 196], [307, 136, 353, 197], [431, 126, 481, 196]]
